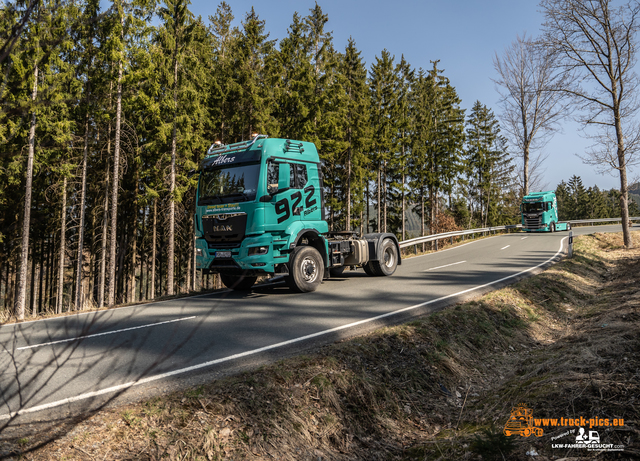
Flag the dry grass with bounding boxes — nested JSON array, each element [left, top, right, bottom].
[[4, 231, 639, 460]]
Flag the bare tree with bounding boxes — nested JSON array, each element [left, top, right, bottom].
[[541, 0, 639, 249], [515, 151, 551, 194], [493, 33, 571, 196]]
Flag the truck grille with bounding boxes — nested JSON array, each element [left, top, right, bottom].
[[525, 216, 542, 229], [202, 213, 247, 245]]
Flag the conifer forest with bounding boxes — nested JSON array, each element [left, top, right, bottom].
[[0, 0, 637, 320]]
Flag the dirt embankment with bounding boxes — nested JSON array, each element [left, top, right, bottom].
[[3, 232, 639, 460]]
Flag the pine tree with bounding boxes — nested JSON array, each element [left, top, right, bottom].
[[410, 62, 465, 236], [338, 38, 369, 232], [207, 2, 238, 143], [369, 50, 396, 232], [275, 12, 314, 140], [232, 7, 274, 141], [388, 55, 413, 238], [567, 175, 588, 220]]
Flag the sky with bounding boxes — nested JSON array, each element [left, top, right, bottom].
[[186, 0, 635, 191]]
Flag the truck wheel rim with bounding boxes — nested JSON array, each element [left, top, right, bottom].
[[301, 257, 318, 282], [383, 246, 395, 268]]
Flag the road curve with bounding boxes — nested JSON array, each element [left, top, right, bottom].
[[0, 224, 635, 422]]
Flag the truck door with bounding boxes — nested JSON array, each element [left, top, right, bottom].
[[264, 160, 301, 232], [264, 159, 323, 230]]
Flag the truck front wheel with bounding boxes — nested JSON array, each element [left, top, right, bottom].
[[364, 238, 398, 276], [220, 273, 257, 291], [286, 246, 324, 293], [550, 222, 556, 233]]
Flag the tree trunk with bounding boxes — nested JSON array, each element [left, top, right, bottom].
[[108, 55, 123, 307], [29, 242, 36, 317], [46, 237, 54, 311], [151, 198, 157, 300], [57, 177, 67, 314], [376, 166, 381, 232], [15, 60, 38, 321], [98, 170, 109, 308], [366, 179, 370, 233], [383, 163, 387, 233], [167, 56, 178, 296], [75, 113, 90, 309], [38, 239, 44, 314], [614, 110, 633, 249], [421, 187, 426, 253], [346, 133, 352, 232]]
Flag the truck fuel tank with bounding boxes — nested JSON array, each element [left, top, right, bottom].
[[344, 239, 369, 266]]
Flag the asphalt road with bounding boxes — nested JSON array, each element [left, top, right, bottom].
[[0, 224, 635, 422]]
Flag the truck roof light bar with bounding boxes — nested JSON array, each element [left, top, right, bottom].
[[206, 134, 269, 157]]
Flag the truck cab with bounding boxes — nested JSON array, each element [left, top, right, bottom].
[[521, 190, 570, 232], [195, 135, 400, 292]]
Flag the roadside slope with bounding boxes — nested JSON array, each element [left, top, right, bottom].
[[4, 232, 639, 460]]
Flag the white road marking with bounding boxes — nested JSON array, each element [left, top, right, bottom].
[[0, 237, 568, 421], [521, 237, 528, 240], [13, 316, 196, 351], [501, 245, 510, 250], [424, 261, 466, 271]]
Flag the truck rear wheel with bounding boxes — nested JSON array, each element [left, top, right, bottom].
[[364, 238, 398, 276], [220, 273, 257, 291], [285, 246, 324, 292]]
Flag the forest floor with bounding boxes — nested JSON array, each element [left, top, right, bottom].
[[2, 231, 639, 460]]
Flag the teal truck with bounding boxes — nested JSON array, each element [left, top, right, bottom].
[[194, 135, 401, 292], [521, 191, 570, 232]]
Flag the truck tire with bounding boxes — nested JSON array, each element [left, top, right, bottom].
[[550, 222, 556, 233], [220, 273, 257, 291], [364, 238, 398, 276], [285, 246, 324, 292], [362, 263, 377, 276]]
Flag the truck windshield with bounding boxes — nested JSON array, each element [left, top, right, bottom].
[[198, 163, 260, 204], [522, 202, 545, 213]]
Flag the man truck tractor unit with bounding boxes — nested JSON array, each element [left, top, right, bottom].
[[194, 135, 401, 292], [521, 190, 570, 232]]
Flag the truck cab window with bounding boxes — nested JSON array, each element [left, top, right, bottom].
[[267, 161, 279, 195], [294, 164, 307, 189]]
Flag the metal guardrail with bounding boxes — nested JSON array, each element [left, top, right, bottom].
[[397, 217, 640, 253], [398, 224, 522, 251], [567, 217, 640, 226]]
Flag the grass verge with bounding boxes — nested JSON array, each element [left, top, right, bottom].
[[4, 231, 640, 460]]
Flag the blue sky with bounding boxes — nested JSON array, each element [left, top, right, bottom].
[[187, 0, 631, 191]]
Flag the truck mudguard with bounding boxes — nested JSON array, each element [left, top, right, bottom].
[[362, 233, 402, 265], [291, 228, 329, 268]]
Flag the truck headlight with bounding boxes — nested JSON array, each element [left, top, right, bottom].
[[196, 248, 203, 256], [248, 246, 269, 256]]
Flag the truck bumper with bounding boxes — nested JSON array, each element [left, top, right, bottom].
[[196, 234, 285, 275]]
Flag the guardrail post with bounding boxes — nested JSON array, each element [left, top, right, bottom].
[[450, 236, 453, 245], [414, 244, 417, 255], [435, 239, 438, 251], [568, 230, 573, 258]]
